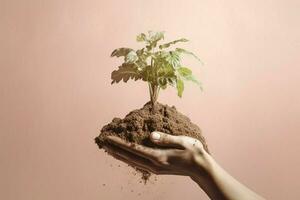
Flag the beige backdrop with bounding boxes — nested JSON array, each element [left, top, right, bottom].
[[1, 0, 300, 199]]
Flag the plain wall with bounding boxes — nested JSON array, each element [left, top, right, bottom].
[[1, 0, 300, 199]]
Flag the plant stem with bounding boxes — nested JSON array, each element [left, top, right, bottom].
[[149, 83, 159, 108], [148, 83, 153, 104], [149, 51, 160, 110], [152, 84, 159, 105]]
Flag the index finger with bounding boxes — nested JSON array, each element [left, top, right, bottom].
[[105, 136, 162, 161]]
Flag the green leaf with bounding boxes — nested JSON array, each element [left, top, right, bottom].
[[136, 33, 147, 42], [136, 31, 164, 46], [125, 51, 138, 63], [110, 31, 204, 99], [167, 77, 175, 86], [111, 48, 134, 57], [175, 48, 203, 64], [158, 78, 168, 89], [148, 31, 165, 43], [141, 65, 154, 82], [165, 51, 181, 68], [111, 63, 141, 84], [143, 31, 165, 51], [176, 78, 184, 97], [177, 66, 203, 91], [157, 64, 175, 77], [136, 48, 151, 67], [159, 38, 189, 49], [177, 67, 192, 77], [136, 48, 145, 56]]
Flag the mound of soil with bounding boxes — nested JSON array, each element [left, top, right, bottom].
[[95, 102, 209, 181]]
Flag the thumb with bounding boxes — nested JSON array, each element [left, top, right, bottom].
[[150, 131, 186, 149]]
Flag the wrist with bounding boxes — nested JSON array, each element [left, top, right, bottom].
[[189, 150, 216, 184]]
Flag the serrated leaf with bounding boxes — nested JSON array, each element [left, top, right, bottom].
[[159, 38, 189, 49], [141, 31, 165, 50], [125, 51, 138, 63], [111, 48, 134, 57], [136, 31, 164, 46], [165, 51, 181, 68], [175, 48, 203, 64], [176, 78, 184, 97], [110, 31, 203, 99], [148, 31, 165, 42], [111, 63, 141, 84], [136, 33, 146, 42]]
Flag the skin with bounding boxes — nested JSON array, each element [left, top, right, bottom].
[[105, 131, 266, 200]]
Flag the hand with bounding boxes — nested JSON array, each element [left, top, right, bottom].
[[104, 131, 213, 178], [104, 131, 266, 200]]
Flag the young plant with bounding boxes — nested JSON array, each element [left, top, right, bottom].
[[111, 31, 203, 108]]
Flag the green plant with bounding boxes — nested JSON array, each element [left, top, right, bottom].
[[111, 31, 203, 107]]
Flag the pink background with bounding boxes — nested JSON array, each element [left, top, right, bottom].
[[1, 0, 300, 199]]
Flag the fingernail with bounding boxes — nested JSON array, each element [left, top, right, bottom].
[[151, 132, 161, 140]]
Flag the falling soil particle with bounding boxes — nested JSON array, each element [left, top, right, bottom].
[[95, 102, 209, 182]]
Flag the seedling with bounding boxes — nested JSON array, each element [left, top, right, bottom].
[[110, 31, 203, 107], [95, 31, 209, 182]]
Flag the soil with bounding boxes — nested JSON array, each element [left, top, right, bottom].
[[95, 102, 209, 182]]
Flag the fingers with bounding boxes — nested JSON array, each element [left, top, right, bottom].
[[106, 136, 161, 162], [150, 131, 187, 149], [103, 136, 192, 176], [103, 144, 160, 174], [150, 131, 205, 152], [107, 148, 183, 176]]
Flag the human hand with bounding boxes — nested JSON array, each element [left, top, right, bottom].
[[104, 131, 213, 178], [104, 132, 266, 200]]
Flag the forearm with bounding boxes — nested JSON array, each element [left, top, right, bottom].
[[190, 153, 265, 200]]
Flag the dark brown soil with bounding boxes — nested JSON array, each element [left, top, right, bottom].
[[95, 102, 209, 181]]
